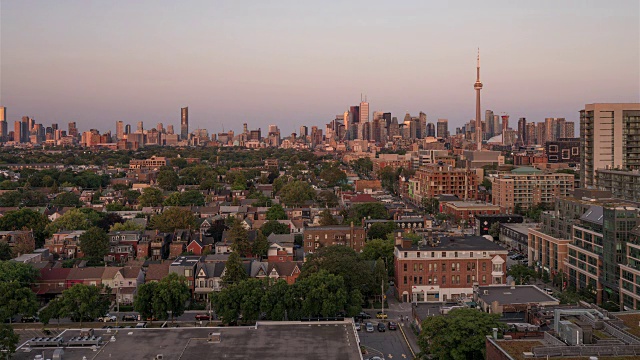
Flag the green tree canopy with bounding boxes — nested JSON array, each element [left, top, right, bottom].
[[52, 191, 83, 207], [421, 197, 440, 215], [133, 281, 158, 321], [227, 218, 252, 257], [0, 281, 39, 321], [154, 273, 190, 322], [138, 187, 164, 207], [58, 284, 111, 327], [0, 325, 19, 359], [319, 164, 347, 187], [507, 264, 536, 285], [163, 190, 205, 206], [260, 220, 290, 237], [0, 242, 12, 261], [345, 203, 389, 225], [418, 308, 505, 360], [367, 221, 396, 240], [79, 226, 109, 260], [110, 220, 145, 232], [0, 208, 50, 247], [279, 180, 315, 207], [252, 230, 269, 259], [45, 208, 96, 235], [157, 168, 179, 191], [266, 204, 287, 220], [149, 207, 197, 233], [318, 209, 338, 226], [222, 252, 248, 285]]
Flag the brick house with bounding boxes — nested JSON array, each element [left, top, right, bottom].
[[106, 231, 142, 263], [44, 231, 86, 259], [394, 235, 508, 303], [303, 224, 366, 254]]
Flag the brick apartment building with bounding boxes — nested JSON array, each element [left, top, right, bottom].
[[303, 225, 366, 254], [405, 164, 480, 205], [491, 167, 574, 213], [394, 235, 508, 303]]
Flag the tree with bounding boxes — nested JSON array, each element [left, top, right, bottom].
[[373, 258, 389, 295], [367, 221, 396, 240], [297, 270, 348, 318], [227, 218, 252, 257], [139, 187, 164, 207], [79, 226, 109, 260], [45, 208, 95, 235], [157, 168, 179, 191], [488, 222, 501, 241], [110, 220, 145, 232], [154, 273, 190, 322], [149, 207, 197, 233], [266, 204, 287, 220], [134, 282, 158, 321], [179, 190, 205, 206], [345, 203, 389, 225], [318, 209, 338, 226], [0, 325, 19, 359], [52, 191, 83, 207], [0, 261, 39, 284], [361, 238, 395, 276], [507, 264, 536, 285], [0, 281, 39, 322], [39, 298, 64, 326], [0, 208, 50, 248], [59, 284, 110, 326], [316, 190, 339, 207], [418, 308, 504, 360], [279, 180, 315, 207], [222, 252, 248, 285], [0, 242, 12, 260], [260, 220, 290, 237], [319, 165, 347, 187], [421, 197, 440, 215], [252, 230, 269, 259]]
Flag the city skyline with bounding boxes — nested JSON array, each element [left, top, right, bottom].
[[1, 1, 638, 133]]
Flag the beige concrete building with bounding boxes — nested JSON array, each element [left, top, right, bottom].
[[528, 228, 571, 278], [580, 103, 640, 187], [491, 167, 574, 213]]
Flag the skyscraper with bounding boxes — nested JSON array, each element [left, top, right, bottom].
[[68, 122, 78, 137], [125, 124, 131, 135], [526, 123, 536, 145], [517, 117, 526, 146], [13, 121, 21, 143], [116, 121, 124, 140], [501, 115, 509, 144], [426, 122, 436, 137], [180, 107, 189, 141], [0, 107, 6, 141], [485, 110, 494, 138], [299, 126, 308, 138], [580, 103, 640, 187], [137, 121, 144, 133], [419, 112, 427, 139], [474, 49, 483, 150], [437, 119, 449, 139], [359, 97, 369, 124]]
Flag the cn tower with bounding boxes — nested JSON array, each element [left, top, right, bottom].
[[474, 48, 483, 151]]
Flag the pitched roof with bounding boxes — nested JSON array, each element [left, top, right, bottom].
[[145, 262, 171, 281], [67, 267, 106, 280], [39, 267, 71, 282], [121, 266, 142, 279], [101, 266, 122, 280], [268, 261, 302, 277]]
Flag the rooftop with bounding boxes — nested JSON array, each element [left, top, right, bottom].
[[477, 285, 558, 305], [14, 322, 362, 360], [399, 235, 506, 251]]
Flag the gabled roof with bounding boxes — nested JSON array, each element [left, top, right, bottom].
[[120, 266, 142, 279], [251, 261, 269, 277], [67, 267, 106, 280], [145, 262, 171, 281], [267, 261, 302, 277], [102, 266, 122, 280], [39, 267, 71, 282]]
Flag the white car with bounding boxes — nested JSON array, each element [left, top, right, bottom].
[[98, 314, 117, 322]]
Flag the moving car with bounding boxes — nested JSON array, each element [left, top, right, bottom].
[[388, 321, 397, 330], [195, 314, 211, 321], [365, 322, 374, 332], [122, 315, 137, 321], [98, 314, 117, 322], [377, 322, 386, 332], [376, 312, 388, 319]]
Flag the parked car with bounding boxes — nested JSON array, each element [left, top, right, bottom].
[[543, 288, 554, 295], [135, 322, 147, 328], [388, 321, 397, 330], [377, 322, 386, 332], [368, 357, 384, 360], [195, 314, 211, 321], [122, 315, 137, 321], [355, 322, 361, 331], [358, 312, 371, 319], [365, 322, 374, 332], [376, 312, 388, 319], [21, 316, 39, 323], [98, 314, 117, 322]]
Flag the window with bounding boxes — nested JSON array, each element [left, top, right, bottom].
[[441, 263, 446, 271], [482, 275, 486, 283], [414, 264, 417, 271], [433, 276, 437, 284], [549, 145, 558, 153], [419, 276, 423, 284], [403, 276, 407, 285], [572, 147, 579, 155], [404, 252, 408, 258], [413, 276, 417, 284], [184, 269, 192, 277], [429, 263, 432, 272], [417, 252, 420, 258], [419, 264, 423, 271], [451, 263, 456, 271], [562, 149, 570, 159], [482, 263, 486, 271], [493, 264, 502, 272], [404, 263, 408, 271], [470, 252, 473, 258], [467, 275, 471, 283], [454, 252, 458, 258], [442, 276, 446, 285], [441, 252, 446, 258]]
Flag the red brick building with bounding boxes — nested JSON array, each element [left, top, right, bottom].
[[394, 235, 507, 303], [441, 201, 501, 224], [405, 164, 480, 205], [303, 225, 366, 254]]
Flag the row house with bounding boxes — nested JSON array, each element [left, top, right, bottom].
[[215, 230, 258, 255], [44, 230, 86, 259], [65, 267, 106, 288], [194, 262, 226, 301], [34, 268, 72, 301], [394, 235, 508, 303], [102, 266, 144, 304], [169, 256, 202, 296], [266, 262, 303, 284], [186, 235, 216, 256], [267, 233, 295, 262], [106, 231, 142, 263], [138, 231, 173, 260], [303, 224, 366, 254]]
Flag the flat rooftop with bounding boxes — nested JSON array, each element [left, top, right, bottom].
[[399, 236, 507, 252], [14, 321, 362, 360], [477, 285, 558, 305]]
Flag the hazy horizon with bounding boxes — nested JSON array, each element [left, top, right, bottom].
[[1, 0, 639, 134]]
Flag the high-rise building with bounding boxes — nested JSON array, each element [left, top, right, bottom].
[[436, 119, 448, 139], [68, 122, 78, 137], [474, 49, 483, 151], [21, 117, 30, 143], [486, 110, 494, 138], [136, 121, 144, 133], [180, 107, 189, 141], [0, 107, 5, 122], [125, 124, 131, 135], [525, 123, 536, 145], [0, 107, 6, 141], [535, 122, 546, 146], [426, 122, 435, 138], [359, 98, 369, 124], [564, 121, 575, 138], [13, 121, 21, 143], [166, 125, 174, 135], [517, 117, 526, 146], [493, 115, 501, 135], [299, 126, 308, 138], [580, 103, 640, 187], [419, 112, 427, 139], [383, 112, 392, 128], [116, 121, 124, 140], [156, 123, 164, 133], [501, 115, 509, 141]]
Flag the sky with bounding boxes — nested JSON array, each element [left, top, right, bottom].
[[1, 0, 639, 135]]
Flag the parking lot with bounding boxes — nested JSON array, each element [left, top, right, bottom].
[[358, 319, 412, 360]]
